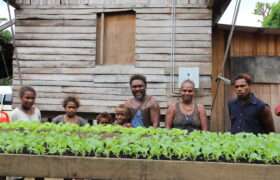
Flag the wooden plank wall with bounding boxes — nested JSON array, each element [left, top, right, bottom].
[[231, 31, 280, 132], [212, 30, 280, 131], [96, 12, 136, 65], [211, 29, 225, 132], [13, 0, 212, 116]]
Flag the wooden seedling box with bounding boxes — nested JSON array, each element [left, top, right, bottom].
[[0, 154, 279, 180]]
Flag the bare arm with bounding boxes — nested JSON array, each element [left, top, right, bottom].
[[150, 101, 160, 128], [197, 104, 208, 131], [124, 100, 131, 108], [261, 105, 275, 132], [165, 103, 176, 129]]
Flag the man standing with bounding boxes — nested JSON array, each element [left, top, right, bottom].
[[125, 74, 160, 128], [228, 73, 274, 134]]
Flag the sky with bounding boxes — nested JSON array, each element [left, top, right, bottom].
[[219, 0, 279, 27], [0, 0, 14, 19], [0, 0, 279, 27]]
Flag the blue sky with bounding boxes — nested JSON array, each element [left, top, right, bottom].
[[0, 0, 279, 27]]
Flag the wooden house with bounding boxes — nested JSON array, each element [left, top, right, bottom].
[[212, 24, 280, 132], [9, 0, 230, 121]]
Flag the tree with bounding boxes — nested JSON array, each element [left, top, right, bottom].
[[262, 2, 280, 28], [0, 30, 12, 43], [0, 17, 12, 43], [254, 2, 272, 22]]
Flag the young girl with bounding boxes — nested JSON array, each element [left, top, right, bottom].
[[114, 104, 132, 127], [52, 96, 87, 126], [11, 86, 41, 122]]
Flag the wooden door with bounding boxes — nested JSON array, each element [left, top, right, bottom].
[[96, 11, 136, 65]]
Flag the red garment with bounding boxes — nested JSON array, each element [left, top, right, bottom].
[[0, 111, 10, 123], [275, 104, 280, 116]]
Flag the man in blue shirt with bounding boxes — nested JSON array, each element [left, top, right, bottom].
[[228, 73, 274, 134]]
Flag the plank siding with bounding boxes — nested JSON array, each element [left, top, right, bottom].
[[230, 31, 280, 131], [212, 29, 280, 132], [13, 0, 212, 116]]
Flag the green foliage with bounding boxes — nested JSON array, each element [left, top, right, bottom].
[[0, 78, 12, 85], [0, 30, 12, 43], [0, 17, 12, 43], [254, 2, 272, 20], [263, 2, 280, 28], [0, 122, 280, 164]]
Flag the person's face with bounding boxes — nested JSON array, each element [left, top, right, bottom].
[[180, 82, 194, 103], [65, 101, 78, 117], [99, 118, 111, 125], [21, 91, 36, 110], [234, 78, 250, 99], [115, 108, 128, 124], [131, 80, 146, 101]]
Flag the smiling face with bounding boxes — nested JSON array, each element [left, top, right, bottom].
[[180, 82, 195, 104], [131, 79, 146, 101], [65, 101, 78, 118], [234, 78, 250, 100], [20, 90, 36, 110], [115, 107, 129, 125]]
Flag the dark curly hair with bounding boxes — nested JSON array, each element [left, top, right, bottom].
[[233, 73, 252, 85], [62, 96, 80, 108], [96, 112, 113, 124], [19, 86, 36, 98], [129, 74, 147, 87]]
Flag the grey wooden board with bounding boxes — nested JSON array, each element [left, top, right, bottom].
[[16, 0, 209, 8], [12, 4, 213, 115], [0, 154, 279, 180], [230, 56, 280, 84]]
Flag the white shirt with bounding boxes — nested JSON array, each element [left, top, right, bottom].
[[11, 107, 41, 122]]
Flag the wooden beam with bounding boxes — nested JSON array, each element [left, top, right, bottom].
[[0, 19, 15, 31], [0, 154, 279, 180]]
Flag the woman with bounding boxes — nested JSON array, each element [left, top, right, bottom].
[[11, 86, 41, 122], [52, 96, 87, 126], [165, 80, 208, 131]]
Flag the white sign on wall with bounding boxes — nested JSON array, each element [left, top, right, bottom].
[[178, 67, 200, 88]]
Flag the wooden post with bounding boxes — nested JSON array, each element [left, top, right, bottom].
[[211, 29, 226, 132], [100, 12, 105, 65]]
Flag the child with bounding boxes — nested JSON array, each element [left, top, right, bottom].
[[11, 86, 41, 122], [11, 86, 43, 180], [114, 104, 131, 127], [96, 112, 113, 125], [52, 96, 87, 126]]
